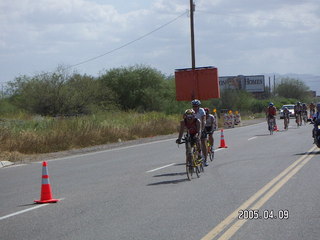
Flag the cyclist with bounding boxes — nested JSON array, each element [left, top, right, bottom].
[[294, 102, 303, 126], [176, 109, 201, 149], [191, 99, 208, 166], [204, 108, 217, 152], [283, 107, 290, 129], [311, 103, 320, 142], [266, 102, 277, 130], [302, 103, 308, 123], [310, 102, 316, 117]]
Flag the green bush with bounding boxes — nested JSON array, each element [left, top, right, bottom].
[[99, 65, 168, 112]]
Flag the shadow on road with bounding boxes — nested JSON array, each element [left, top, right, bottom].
[[255, 134, 272, 137], [294, 149, 320, 156], [18, 203, 37, 207], [147, 178, 189, 186], [153, 172, 186, 177]]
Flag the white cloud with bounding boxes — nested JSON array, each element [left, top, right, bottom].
[[0, 0, 319, 94]]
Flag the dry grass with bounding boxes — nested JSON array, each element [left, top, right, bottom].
[[0, 111, 180, 159]]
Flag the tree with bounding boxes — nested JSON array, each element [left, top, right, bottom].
[[276, 78, 309, 101], [99, 65, 168, 111], [8, 67, 116, 116]]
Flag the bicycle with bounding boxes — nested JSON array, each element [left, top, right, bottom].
[[207, 139, 214, 161], [178, 133, 204, 180], [284, 113, 289, 130], [268, 117, 275, 135], [302, 111, 308, 125], [296, 113, 302, 127]]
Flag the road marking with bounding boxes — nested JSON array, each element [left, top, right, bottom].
[[248, 137, 257, 141], [201, 145, 317, 240], [146, 163, 176, 173], [0, 198, 65, 221]]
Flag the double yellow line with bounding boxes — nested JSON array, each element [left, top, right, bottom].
[[201, 145, 318, 240]]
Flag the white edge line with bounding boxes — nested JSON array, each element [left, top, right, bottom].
[[248, 137, 258, 141], [45, 138, 177, 163], [215, 148, 224, 152], [0, 198, 65, 221], [146, 163, 176, 173], [0, 204, 49, 221]]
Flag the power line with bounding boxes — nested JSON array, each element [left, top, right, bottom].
[[66, 10, 188, 70]]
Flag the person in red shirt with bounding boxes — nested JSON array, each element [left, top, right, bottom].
[[266, 102, 278, 131], [176, 109, 200, 145]]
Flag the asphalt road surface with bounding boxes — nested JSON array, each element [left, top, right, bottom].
[[1, 119, 319, 240]]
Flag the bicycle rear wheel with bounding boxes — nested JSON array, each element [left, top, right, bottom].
[[284, 118, 288, 130], [186, 155, 193, 181], [268, 120, 274, 135], [195, 165, 200, 177]]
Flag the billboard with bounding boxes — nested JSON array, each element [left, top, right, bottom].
[[219, 75, 265, 93]]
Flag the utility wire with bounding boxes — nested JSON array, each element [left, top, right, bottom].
[[66, 10, 188, 70]]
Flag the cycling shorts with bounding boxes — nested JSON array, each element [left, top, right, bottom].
[[204, 126, 214, 135]]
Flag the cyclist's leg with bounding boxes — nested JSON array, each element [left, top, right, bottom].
[[201, 131, 208, 165], [208, 133, 214, 149]]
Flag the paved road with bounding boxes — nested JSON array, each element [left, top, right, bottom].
[[1, 119, 319, 240]]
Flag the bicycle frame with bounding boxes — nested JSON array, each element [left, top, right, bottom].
[[268, 117, 275, 135], [180, 133, 202, 180]]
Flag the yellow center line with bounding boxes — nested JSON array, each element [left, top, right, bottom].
[[201, 145, 317, 240]]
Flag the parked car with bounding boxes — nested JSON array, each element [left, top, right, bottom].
[[279, 104, 295, 119]]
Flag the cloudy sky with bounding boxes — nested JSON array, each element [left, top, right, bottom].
[[1, 0, 319, 92]]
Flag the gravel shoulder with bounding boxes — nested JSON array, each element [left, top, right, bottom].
[[1, 118, 265, 166]]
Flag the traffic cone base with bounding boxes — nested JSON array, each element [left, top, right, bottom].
[[34, 161, 59, 204], [34, 199, 59, 204]]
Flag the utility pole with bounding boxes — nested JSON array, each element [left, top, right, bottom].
[[273, 75, 276, 94], [190, 0, 196, 69], [268, 76, 271, 96]]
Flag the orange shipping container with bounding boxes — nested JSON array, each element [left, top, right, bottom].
[[175, 66, 220, 101]]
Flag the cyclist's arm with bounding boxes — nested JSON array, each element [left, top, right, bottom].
[[196, 119, 201, 138], [177, 120, 185, 140]]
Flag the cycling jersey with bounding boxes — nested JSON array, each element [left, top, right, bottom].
[[294, 105, 302, 114], [267, 106, 276, 117], [313, 112, 320, 123], [184, 118, 199, 135], [283, 108, 290, 117], [205, 114, 215, 127], [194, 108, 206, 121]]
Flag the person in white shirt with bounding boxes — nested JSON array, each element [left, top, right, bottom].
[[191, 99, 208, 166], [204, 108, 217, 152]]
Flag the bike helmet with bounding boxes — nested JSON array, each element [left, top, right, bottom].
[[297, 101, 301, 105], [204, 107, 210, 113], [269, 102, 274, 107], [184, 109, 195, 119], [191, 99, 201, 106]]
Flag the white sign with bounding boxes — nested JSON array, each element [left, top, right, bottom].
[[245, 75, 265, 92], [219, 75, 265, 93]]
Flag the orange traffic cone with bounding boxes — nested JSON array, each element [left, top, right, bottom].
[[219, 129, 228, 148], [34, 161, 59, 204]]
